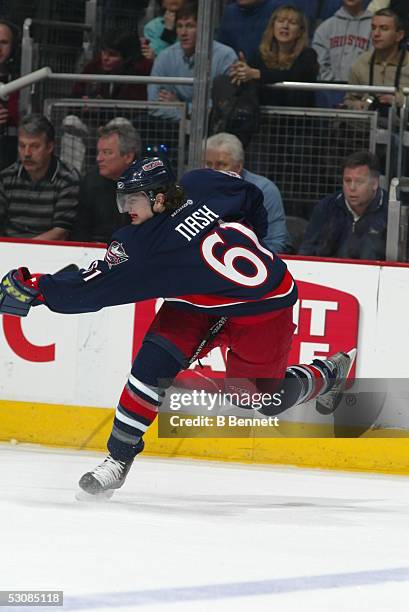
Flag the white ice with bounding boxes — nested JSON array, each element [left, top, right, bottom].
[[1, 443, 409, 612]]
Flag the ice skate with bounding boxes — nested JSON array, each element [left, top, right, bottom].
[[78, 454, 134, 499], [315, 349, 357, 415]]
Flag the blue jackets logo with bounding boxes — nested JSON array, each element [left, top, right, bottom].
[[104, 241, 129, 269]]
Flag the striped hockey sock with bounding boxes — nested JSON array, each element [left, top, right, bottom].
[[286, 359, 335, 406], [107, 373, 164, 461]]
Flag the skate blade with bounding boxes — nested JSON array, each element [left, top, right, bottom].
[[346, 348, 357, 365], [75, 488, 115, 502]]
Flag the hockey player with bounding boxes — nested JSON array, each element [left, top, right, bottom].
[[0, 157, 355, 498]]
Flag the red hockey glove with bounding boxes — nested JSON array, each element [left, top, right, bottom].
[[0, 267, 44, 317]]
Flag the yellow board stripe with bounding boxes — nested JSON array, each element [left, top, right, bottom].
[[1, 400, 409, 475]]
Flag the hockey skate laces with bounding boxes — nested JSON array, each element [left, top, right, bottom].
[[92, 455, 127, 487]]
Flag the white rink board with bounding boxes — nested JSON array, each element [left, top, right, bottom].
[[0, 241, 408, 411], [377, 265, 409, 378], [285, 258, 380, 377], [0, 241, 134, 408]]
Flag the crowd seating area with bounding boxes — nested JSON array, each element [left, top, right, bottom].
[[0, 0, 409, 259]]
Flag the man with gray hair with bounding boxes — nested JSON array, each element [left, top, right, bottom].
[[205, 132, 291, 252], [0, 114, 80, 240], [72, 118, 142, 243]]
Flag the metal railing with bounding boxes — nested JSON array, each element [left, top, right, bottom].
[[20, 14, 95, 109], [10, 71, 194, 118], [0, 68, 193, 177], [385, 177, 409, 261], [391, 90, 409, 260], [246, 106, 378, 217], [1, 67, 406, 259], [43, 98, 188, 177], [398, 89, 409, 195], [266, 81, 398, 190]]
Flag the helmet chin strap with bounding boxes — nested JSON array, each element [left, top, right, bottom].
[[146, 190, 157, 211], [147, 189, 166, 215]]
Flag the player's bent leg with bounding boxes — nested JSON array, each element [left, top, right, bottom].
[[78, 338, 183, 497], [257, 349, 357, 416]]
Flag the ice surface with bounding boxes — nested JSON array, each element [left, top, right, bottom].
[[1, 443, 409, 611]]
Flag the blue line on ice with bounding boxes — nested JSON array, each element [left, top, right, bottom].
[[61, 567, 409, 609]]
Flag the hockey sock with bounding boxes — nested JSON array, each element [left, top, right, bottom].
[[256, 360, 334, 416], [108, 339, 182, 461], [284, 362, 333, 406], [107, 374, 163, 461]]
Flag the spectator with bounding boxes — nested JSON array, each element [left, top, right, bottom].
[[205, 132, 292, 252], [312, 0, 372, 83], [229, 4, 318, 107], [344, 9, 409, 110], [73, 29, 153, 100], [294, 1, 372, 32], [148, 1, 237, 121], [61, 30, 152, 174], [0, 115, 80, 240], [299, 150, 387, 260], [142, 0, 185, 59], [217, 0, 283, 62], [367, 2, 409, 39], [0, 19, 19, 170], [72, 119, 141, 243], [312, 0, 372, 106]]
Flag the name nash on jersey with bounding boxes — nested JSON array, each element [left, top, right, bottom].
[[174, 205, 220, 242]]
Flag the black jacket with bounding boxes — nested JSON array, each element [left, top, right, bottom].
[[299, 188, 388, 260], [71, 167, 130, 243], [251, 47, 319, 107]]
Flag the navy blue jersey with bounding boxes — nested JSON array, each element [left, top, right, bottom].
[[39, 169, 297, 316]]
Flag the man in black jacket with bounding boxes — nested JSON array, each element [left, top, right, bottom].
[[299, 150, 388, 260]]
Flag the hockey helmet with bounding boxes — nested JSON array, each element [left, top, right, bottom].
[[116, 156, 176, 213]]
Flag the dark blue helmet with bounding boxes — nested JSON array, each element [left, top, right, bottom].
[[116, 157, 177, 213], [117, 157, 175, 192]]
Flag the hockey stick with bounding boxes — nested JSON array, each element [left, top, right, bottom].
[[187, 315, 228, 368], [55, 263, 80, 274]]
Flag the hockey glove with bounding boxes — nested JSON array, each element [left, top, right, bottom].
[[0, 267, 44, 317]]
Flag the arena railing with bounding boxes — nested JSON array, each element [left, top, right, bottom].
[[0, 68, 191, 178], [0, 70, 404, 258], [43, 98, 188, 178], [398, 89, 409, 193], [385, 177, 409, 261], [20, 14, 96, 110], [39, 78, 392, 215]]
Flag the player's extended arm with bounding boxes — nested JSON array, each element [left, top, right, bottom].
[[0, 268, 44, 317], [0, 264, 79, 317]]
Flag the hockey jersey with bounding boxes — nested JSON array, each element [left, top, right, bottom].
[[39, 169, 297, 317]]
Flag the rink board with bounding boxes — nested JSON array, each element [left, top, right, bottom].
[[1, 240, 409, 474], [1, 399, 409, 475]]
